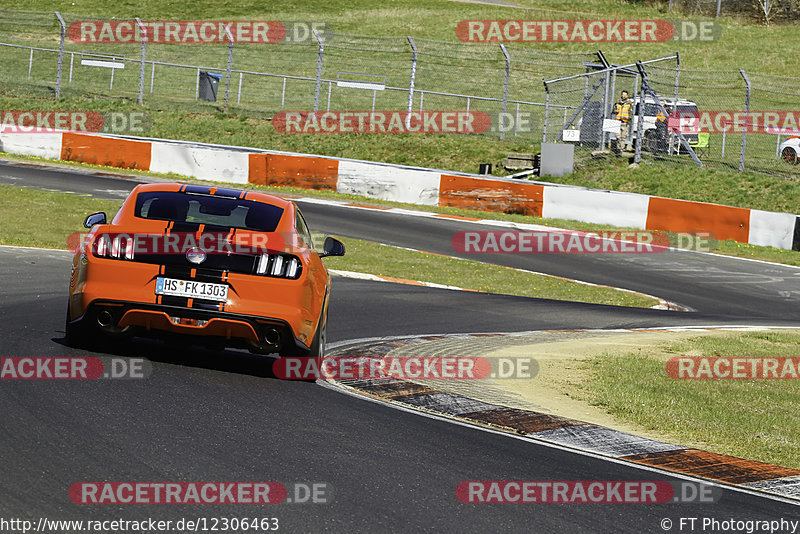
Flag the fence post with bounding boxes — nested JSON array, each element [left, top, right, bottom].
[[634, 75, 646, 164], [668, 0, 674, 11], [637, 61, 702, 167], [313, 29, 324, 112], [499, 43, 510, 140], [223, 24, 234, 113], [601, 70, 610, 149], [716, 0, 722, 18], [406, 36, 417, 129], [674, 51, 681, 102], [542, 80, 550, 144], [135, 18, 146, 105], [54, 12, 65, 99], [739, 69, 751, 173]]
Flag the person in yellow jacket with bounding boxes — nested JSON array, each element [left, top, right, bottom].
[[655, 103, 670, 153], [613, 90, 632, 152]]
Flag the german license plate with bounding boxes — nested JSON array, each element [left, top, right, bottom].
[[155, 277, 228, 302]]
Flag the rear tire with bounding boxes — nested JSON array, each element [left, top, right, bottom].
[[286, 307, 327, 382], [782, 147, 798, 165], [307, 310, 327, 360]]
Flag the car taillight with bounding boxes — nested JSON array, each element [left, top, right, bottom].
[[255, 253, 302, 279], [93, 234, 135, 261]]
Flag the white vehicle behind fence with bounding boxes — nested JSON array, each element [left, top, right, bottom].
[[576, 95, 700, 152], [779, 136, 800, 164], [629, 96, 700, 152]]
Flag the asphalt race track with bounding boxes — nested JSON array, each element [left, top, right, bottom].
[[1, 160, 799, 532]]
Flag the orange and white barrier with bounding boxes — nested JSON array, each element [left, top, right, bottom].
[[2, 130, 798, 251]]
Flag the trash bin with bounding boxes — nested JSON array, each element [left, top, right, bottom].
[[198, 71, 223, 102]]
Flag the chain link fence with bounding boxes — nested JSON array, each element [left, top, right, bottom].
[[0, 9, 597, 142], [543, 56, 800, 179], [3, 9, 800, 178], [665, 0, 796, 23], [542, 56, 681, 152]]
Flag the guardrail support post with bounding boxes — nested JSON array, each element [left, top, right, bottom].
[[634, 75, 646, 164]]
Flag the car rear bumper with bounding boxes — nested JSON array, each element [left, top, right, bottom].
[[70, 299, 311, 354]]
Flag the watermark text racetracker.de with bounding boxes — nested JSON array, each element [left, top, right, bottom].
[[456, 19, 720, 42], [68, 20, 331, 44], [273, 111, 491, 134], [452, 230, 717, 254], [274, 356, 537, 381], [457, 480, 721, 503], [0, 357, 149, 380], [69, 481, 332, 505], [67, 231, 292, 256], [667, 357, 800, 380], [0, 111, 151, 135], [667, 110, 800, 135]]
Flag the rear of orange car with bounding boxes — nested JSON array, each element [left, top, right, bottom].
[[67, 183, 331, 357]]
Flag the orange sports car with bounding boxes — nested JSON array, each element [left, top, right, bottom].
[[66, 182, 344, 358]]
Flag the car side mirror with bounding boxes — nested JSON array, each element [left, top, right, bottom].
[[84, 212, 107, 228], [320, 237, 345, 258]]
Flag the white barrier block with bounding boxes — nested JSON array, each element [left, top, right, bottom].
[[542, 187, 649, 229], [149, 142, 249, 184], [0, 133, 62, 159], [337, 160, 439, 205], [748, 209, 796, 250]]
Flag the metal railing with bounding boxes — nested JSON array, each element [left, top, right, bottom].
[[0, 9, 597, 141]]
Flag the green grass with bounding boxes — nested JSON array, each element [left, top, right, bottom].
[[0, 94, 535, 175], [0, 184, 658, 308], [0, 185, 122, 248], [325, 235, 657, 308], [2, 1, 800, 211], [4, 153, 800, 267], [2, 0, 800, 267], [554, 155, 800, 214], [580, 331, 800, 469], [2, 0, 797, 76]]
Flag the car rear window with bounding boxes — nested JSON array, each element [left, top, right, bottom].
[[134, 191, 284, 232]]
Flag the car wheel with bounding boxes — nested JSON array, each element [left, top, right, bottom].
[[287, 308, 327, 382], [782, 147, 798, 165]]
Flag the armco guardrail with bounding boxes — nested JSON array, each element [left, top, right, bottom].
[[1, 129, 798, 251]]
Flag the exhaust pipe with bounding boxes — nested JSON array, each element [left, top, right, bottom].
[[263, 328, 282, 348], [96, 310, 114, 328]]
